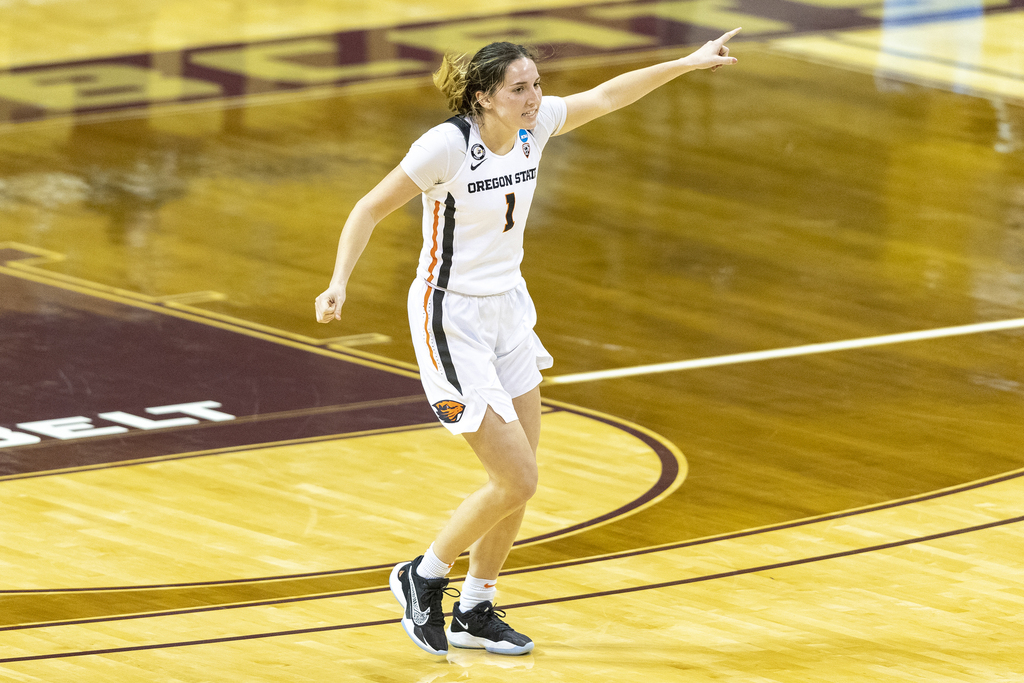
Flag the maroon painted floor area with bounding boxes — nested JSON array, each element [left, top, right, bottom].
[[0, 249, 435, 476]]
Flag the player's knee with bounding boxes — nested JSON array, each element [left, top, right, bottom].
[[517, 462, 539, 504], [497, 463, 537, 508], [517, 467, 538, 504]]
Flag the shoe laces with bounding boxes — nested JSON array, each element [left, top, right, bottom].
[[472, 602, 515, 636], [420, 584, 460, 627]]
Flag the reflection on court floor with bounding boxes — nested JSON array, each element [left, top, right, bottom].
[[1, 0, 1023, 680]]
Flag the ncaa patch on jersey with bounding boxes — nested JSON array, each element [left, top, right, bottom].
[[432, 400, 466, 423], [519, 129, 529, 143]]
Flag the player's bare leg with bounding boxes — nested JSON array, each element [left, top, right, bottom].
[[440, 385, 541, 654], [389, 402, 536, 655], [389, 391, 539, 656], [464, 386, 541, 578], [432, 389, 540, 564]]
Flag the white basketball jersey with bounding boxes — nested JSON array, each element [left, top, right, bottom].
[[412, 104, 561, 296]]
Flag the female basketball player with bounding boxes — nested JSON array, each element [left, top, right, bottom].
[[315, 28, 740, 656]]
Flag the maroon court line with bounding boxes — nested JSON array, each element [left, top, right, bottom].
[[1, 513, 1019, 662], [5, 458, 1018, 596], [0, 402, 679, 593], [499, 467, 1024, 579]]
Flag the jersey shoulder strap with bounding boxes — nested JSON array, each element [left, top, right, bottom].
[[445, 115, 471, 148]]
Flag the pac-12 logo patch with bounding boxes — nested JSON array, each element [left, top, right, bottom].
[[522, 142, 530, 158], [432, 400, 466, 423]]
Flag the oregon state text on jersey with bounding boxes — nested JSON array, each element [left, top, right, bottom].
[[407, 96, 566, 297]]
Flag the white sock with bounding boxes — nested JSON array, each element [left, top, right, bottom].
[[459, 574, 497, 611], [416, 544, 454, 579]]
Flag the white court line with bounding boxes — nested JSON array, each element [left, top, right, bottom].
[[545, 318, 1024, 385]]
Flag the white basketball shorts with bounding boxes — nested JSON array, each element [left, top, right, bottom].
[[407, 278, 553, 435]]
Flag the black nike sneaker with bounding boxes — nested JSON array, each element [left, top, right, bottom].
[[389, 556, 453, 655], [446, 600, 534, 655]]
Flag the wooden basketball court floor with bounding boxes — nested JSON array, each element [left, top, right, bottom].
[[1, 0, 1023, 680]]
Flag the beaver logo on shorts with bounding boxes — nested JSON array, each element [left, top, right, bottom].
[[432, 400, 466, 423]]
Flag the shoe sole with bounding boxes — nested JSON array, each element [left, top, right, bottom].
[[446, 628, 534, 656], [390, 561, 448, 656]]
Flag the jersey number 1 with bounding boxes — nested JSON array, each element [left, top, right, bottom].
[[503, 193, 516, 233]]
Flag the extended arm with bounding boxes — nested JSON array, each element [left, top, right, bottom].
[[314, 165, 422, 322], [559, 28, 741, 135]]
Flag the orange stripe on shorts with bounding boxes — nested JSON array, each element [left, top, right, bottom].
[[423, 285, 438, 370], [422, 200, 441, 370]]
